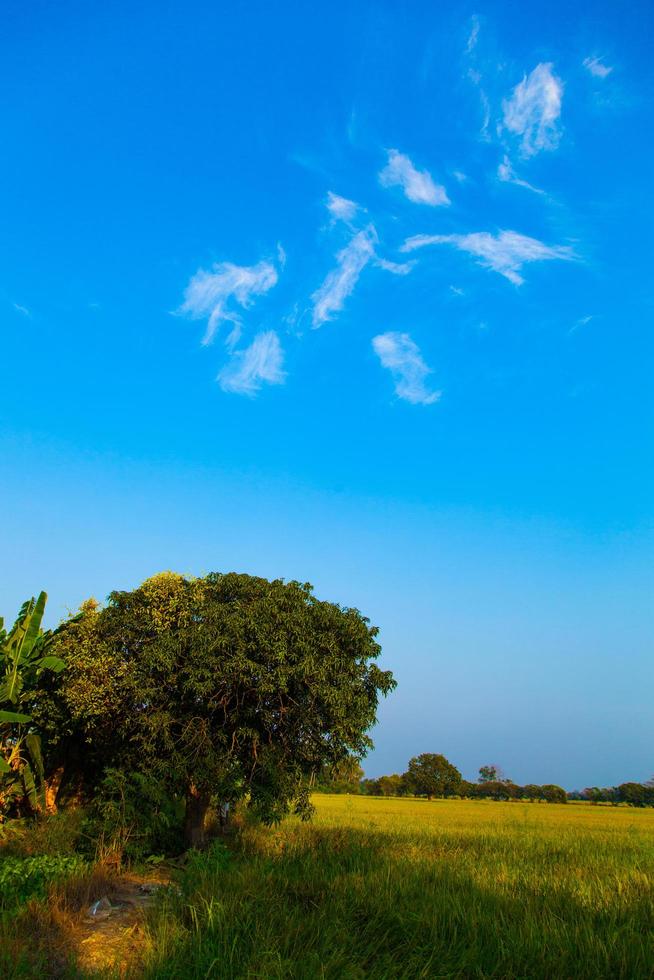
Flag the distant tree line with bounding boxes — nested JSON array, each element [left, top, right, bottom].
[[568, 782, 654, 807], [318, 755, 654, 807]]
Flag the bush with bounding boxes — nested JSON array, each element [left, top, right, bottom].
[[81, 769, 185, 864], [0, 853, 87, 909], [0, 809, 84, 858]]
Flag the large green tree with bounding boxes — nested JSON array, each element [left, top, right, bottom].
[[46, 572, 395, 845], [404, 753, 462, 800]]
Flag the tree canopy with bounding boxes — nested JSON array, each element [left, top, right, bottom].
[[405, 753, 462, 800], [43, 572, 395, 844]]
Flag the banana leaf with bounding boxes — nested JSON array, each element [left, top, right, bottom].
[[21, 763, 40, 811], [25, 734, 44, 782], [0, 710, 32, 724], [36, 655, 65, 674]]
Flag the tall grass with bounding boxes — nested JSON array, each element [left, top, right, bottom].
[[141, 795, 654, 979]]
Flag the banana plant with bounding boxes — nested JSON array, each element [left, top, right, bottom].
[[0, 592, 65, 819]]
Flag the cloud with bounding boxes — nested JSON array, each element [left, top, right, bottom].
[[326, 192, 359, 223], [311, 226, 377, 327], [466, 15, 480, 54], [502, 63, 563, 157], [583, 56, 612, 79], [372, 332, 440, 405], [375, 257, 414, 276], [217, 330, 286, 395], [379, 149, 450, 206], [12, 302, 31, 317], [464, 15, 491, 140], [497, 155, 545, 194], [569, 314, 594, 334], [177, 258, 279, 345], [402, 229, 573, 285]]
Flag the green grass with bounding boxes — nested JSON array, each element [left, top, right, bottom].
[[2, 797, 653, 977], [140, 795, 654, 979]]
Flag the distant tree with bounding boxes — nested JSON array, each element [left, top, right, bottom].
[[475, 780, 520, 801], [618, 782, 648, 807], [405, 753, 461, 800], [360, 778, 382, 796], [458, 780, 476, 798], [540, 784, 567, 804], [478, 764, 505, 783], [315, 756, 364, 793], [522, 784, 543, 801], [378, 774, 404, 797]]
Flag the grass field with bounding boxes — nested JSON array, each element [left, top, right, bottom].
[[139, 794, 654, 979], [2, 794, 654, 977]]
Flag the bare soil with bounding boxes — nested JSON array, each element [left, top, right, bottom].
[[75, 870, 170, 976]]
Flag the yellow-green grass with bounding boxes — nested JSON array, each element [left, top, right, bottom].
[[140, 794, 654, 979]]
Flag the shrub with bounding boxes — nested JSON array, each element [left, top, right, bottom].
[[0, 853, 87, 909], [81, 769, 185, 864]]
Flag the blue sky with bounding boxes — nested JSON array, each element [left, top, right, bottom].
[[2, 0, 652, 789]]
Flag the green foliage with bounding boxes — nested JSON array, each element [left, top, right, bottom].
[[0, 593, 65, 821], [0, 809, 84, 857], [0, 853, 86, 909], [539, 784, 567, 804], [314, 756, 364, 793], [138, 795, 654, 980], [360, 773, 408, 797], [618, 782, 653, 807], [404, 753, 462, 799], [81, 769, 185, 863], [48, 572, 395, 842], [181, 840, 232, 892], [478, 764, 503, 783]]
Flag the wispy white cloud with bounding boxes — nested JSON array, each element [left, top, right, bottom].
[[372, 332, 440, 406], [497, 154, 545, 194], [402, 229, 573, 285], [12, 302, 31, 317], [466, 14, 491, 140], [569, 314, 594, 334], [467, 68, 491, 141], [466, 15, 480, 54], [453, 170, 468, 183], [583, 56, 612, 79], [502, 63, 563, 157], [375, 257, 414, 276], [379, 149, 450, 206], [177, 258, 279, 345], [311, 226, 377, 327], [218, 330, 286, 395], [326, 191, 359, 223]]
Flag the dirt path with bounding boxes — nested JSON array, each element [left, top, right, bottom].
[[75, 870, 171, 976]]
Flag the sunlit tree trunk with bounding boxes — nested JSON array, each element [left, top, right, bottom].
[[45, 766, 65, 813]]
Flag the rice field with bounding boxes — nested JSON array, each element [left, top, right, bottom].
[[140, 794, 654, 979]]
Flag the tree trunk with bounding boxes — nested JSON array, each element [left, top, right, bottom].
[[45, 766, 65, 813], [218, 801, 230, 832], [184, 783, 211, 848]]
